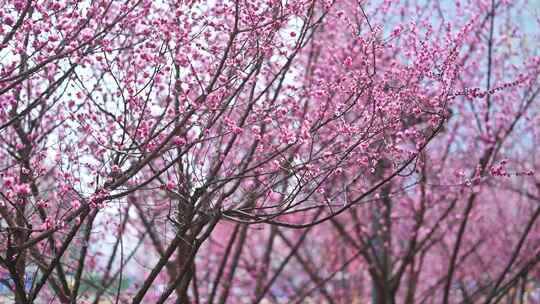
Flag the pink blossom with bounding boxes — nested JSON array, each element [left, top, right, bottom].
[[14, 183, 31, 195], [4, 15, 15, 26]]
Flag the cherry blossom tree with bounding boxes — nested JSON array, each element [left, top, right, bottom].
[[0, 0, 539, 303]]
